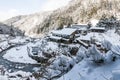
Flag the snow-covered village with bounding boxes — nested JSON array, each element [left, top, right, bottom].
[[0, 0, 120, 80]]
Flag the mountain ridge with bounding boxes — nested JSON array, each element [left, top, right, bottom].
[[4, 0, 120, 37]]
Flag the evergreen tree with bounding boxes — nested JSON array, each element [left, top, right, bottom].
[[96, 15, 120, 29]]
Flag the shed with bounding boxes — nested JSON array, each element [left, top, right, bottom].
[[71, 24, 88, 35], [76, 35, 91, 44], [90, 27, 105, 33]]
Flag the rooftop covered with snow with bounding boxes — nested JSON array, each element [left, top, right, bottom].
[[52, 28, 77, 36], [90, 27, 105, 30], [49, 35, 62, 40], [71, 24, 88, 30], [76, 35, 91, 41]]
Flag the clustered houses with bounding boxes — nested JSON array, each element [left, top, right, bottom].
[[28, 24, 107, 62], [49, 24, 106, 48]]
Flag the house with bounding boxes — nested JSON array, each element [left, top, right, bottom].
[[70, 24, 89, 35], [76, 36, 91, 48], [76, 36, 91, 44], [49, 28, 77, 43], [90, 27, 105, 33]]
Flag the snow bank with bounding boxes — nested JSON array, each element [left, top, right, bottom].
[[112, 70, 120, 80], [104, 30, 120, 45], [0, 75, 8, 80], [58, 58, 120, 80]]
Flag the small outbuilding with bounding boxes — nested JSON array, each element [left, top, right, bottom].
[[76, 36, 91, 48], [70, 24, 89, 35], [90, 27, 105, 33]]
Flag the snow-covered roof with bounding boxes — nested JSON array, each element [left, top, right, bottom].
[[95, 41, 101, 45], [71, 24, 88, 30], [77, 40, 89, 47], [50, 35, 62, 40], [71, 24, 88, 27], [76, 35, 91, 41], [90, 27, 105, 30], [52, 28, 77, 36], [61, 38, 70, 41]]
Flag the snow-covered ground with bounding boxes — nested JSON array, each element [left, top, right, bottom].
[[104, 30, 120, 45], [3, 39, 59, 64], [58, 58, 120, 80], [57, 30, 120, 80], [8, 36, 28, 44], [1, 29, 120, 80], [0, 65, 35, 80], [3, 43, 37, 64], [0, 70, 36, 80]]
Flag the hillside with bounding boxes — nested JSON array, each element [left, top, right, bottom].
[[4, 0, 120, 37], [0, 22, 23, 36]]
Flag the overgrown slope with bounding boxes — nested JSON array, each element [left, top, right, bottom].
[[0, 22, 23, 36]]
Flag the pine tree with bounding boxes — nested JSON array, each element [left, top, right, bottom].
[[96, 15, 120, 29]]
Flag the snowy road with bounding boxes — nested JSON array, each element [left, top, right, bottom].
[[0, 45, 41, 73]]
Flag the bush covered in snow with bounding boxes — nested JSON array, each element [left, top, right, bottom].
[[111, 45, 120, 56], [87, 45, 105, 63], [104, 50, 117, 63], [76, 46, 87, 62], [102, 40, 112, 51], [27, 41, 79, 80], [52, 55, 75, 71]]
